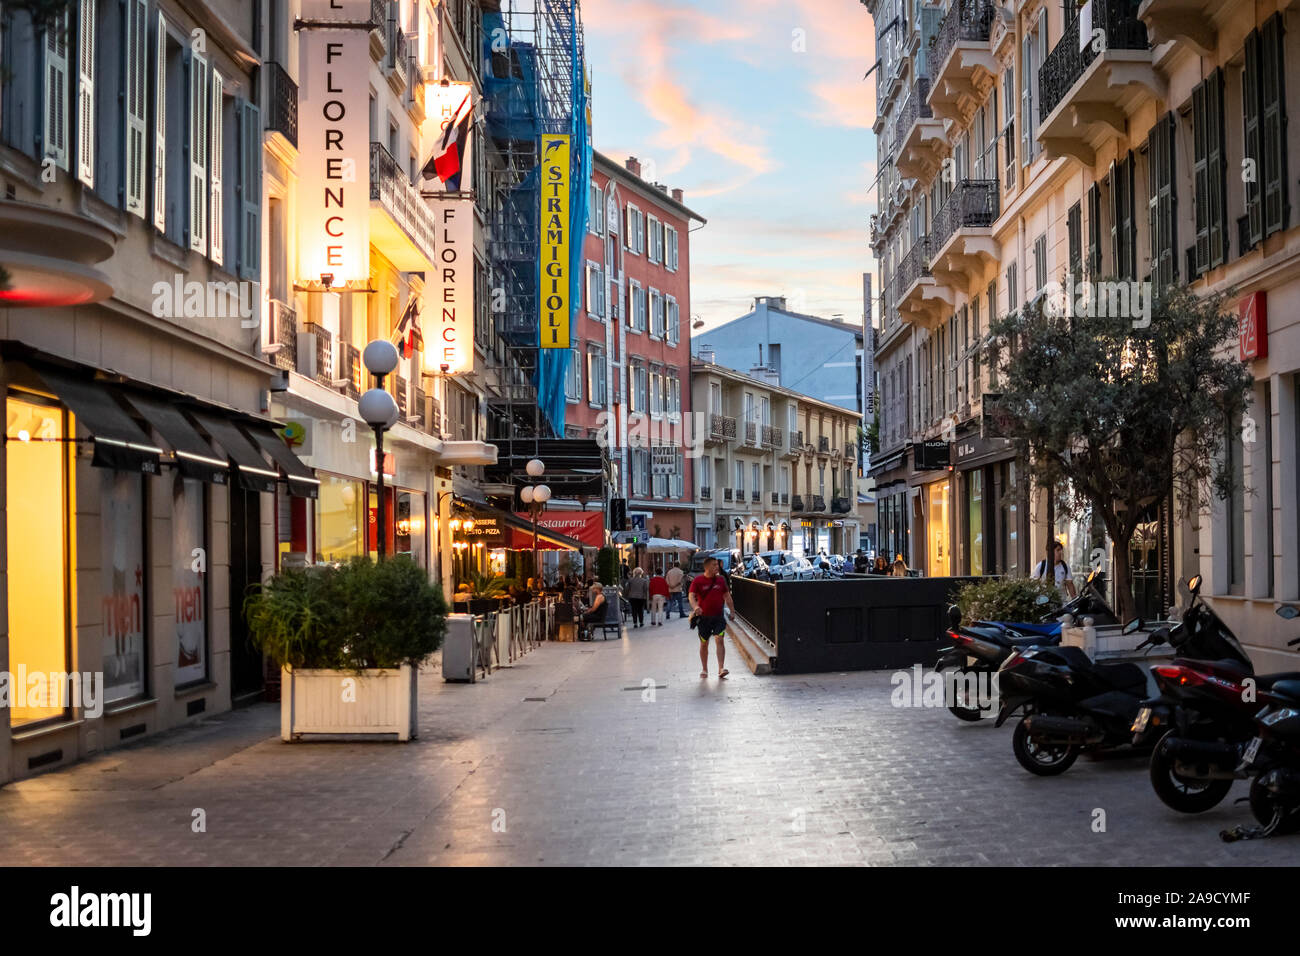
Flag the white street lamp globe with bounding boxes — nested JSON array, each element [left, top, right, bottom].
[[359, 388, 399, 428], [363, 339, 400, 377], [520, 486, 535, 504], [534, 484, 551, 503], [525, 458, 545, 477]]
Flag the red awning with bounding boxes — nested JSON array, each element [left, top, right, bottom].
[[514, 510, 604, 549]]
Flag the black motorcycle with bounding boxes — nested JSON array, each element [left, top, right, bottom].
[[1134, 579, 1300, 813], [1221, 667, 1300, 841]]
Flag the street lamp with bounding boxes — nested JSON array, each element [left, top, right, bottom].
[[360, 339, 400, 560], [520, 459, 550, 580]]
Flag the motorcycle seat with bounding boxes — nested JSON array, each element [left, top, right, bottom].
[[1269, 679, 1300, 703], [1092, 661, 1148, 692], [1005, 631, 1057, 647], [1257, 671, 1300, 690]]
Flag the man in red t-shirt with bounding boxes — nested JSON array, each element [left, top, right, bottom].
[[688, 556, 736, 679]]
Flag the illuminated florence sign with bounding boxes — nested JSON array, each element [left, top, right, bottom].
[[539, 135, 571, 348], [297, 0, 370, 285], [428, 198, 474, 374]]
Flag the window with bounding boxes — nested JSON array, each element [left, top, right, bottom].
[[647, 214, 660, 263], [317, 474, 365, 562], [6, 394, 71, 726], [1243, 15, 1289, 248], [1147, 112, 1177, 289], [649, 289, 664, 338], [173, 476, 208, 687], [1033, 233, 1047, 293], [1067, 202, 1082, 277], [630, 359, 648, 412], [1086, 182, 1103, 275], [627, 282, 647, 332], [666, 224, 679, 270], [1006, 260, 1018, 309], [589, 182, 603, 234], [1020, 8, 1046, 167], [735, 461, 744, 495], [102, 471, 147, 704], [666, 296, 680, 345], [625, 204, 643, 252], [666, 368, 681, 417], [1110, 151, 1137, 280], [650, 364, 663, 417], [565, 347, 582, 402], [1192, 69, 1228, 274], [1001, 66, 1015, 187], [1225, 412, 1246, 594], [586, 260, 605, 319], [587, 344, 607, 405]]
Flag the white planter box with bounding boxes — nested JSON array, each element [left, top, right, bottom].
[[281, 665, 418, 741]]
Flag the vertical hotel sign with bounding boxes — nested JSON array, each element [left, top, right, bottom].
[[427, 198, 475, 374], [297, 0, 370, 285], [540, 135, 571, 348]]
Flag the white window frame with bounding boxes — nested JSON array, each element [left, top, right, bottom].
[[649, 288, 663, 339], [666, 295, 679, 345], [586, 259, 605, 319], [647, 213, 661, 264], [666, 224, 678, 271]]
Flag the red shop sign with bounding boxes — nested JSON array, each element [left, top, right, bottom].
[[1239, 291, 1268, 361]]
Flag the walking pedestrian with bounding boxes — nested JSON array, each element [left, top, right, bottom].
[[625, 567, 649, 627], [688, 556, 735, 679], [1035, 541, 1078, 598], [665, 561, 687, 619], [891, 554, 909, 577], [648, 571, 669, 625]]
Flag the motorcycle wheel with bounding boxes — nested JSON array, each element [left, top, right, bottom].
[[1148, 731, 1233, 814], [1249, 774, 1300, 834], [942, 668, 986, 722], [1012, 716, 1079, 775]]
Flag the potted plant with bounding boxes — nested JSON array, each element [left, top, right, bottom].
[[244, 556, 447, 741], [954, 576, 1061, 625], [464, 569, 510, 613]]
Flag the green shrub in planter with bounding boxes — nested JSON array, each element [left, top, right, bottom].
[[955, 576, 1061, 624], [244, 556, 447, 671]]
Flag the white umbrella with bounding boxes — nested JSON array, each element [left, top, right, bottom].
[[644, 537, 697, 552]]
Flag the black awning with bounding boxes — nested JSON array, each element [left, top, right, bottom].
[[29, 366, 162, 474], [242, 424, 320, 499], [188, 410, 279, 493], [119, 391, 229, 485]]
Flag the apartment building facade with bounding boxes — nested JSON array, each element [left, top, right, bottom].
[[563, 151, 705, 548], [692, 361, 863, 556], [867, 0, 1300, 665]]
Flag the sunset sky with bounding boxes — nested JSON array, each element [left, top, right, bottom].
[[582, 0, 878, 333]]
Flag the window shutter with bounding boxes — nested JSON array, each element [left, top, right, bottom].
[[1243, 28, 1262, 248], [1206, 69, 1226, 268], [124, 0, 147, 217], [1124, 153, 1136, 280], [625, 205, 633, 248], [1108, 160, 1119, 277], [1152, 115, 1175, 288], [237, 99, 261, 280], [188, 51, 208, 254], [76, 0, 95, 186], [209, 70, 223, 265], [153, 12, 166, 233], [44, 10, 70, 170], [1192, 81, 1208, 274], [1086, 182, 1101, 275], [1261, 14, 1288, 237], [1020, 33, 1032, 166]]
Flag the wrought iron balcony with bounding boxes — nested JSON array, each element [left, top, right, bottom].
[[709, 413, 737, 443], [781, 493, 790, 505], [817, 435, 830, 454], [267, 300, 297, 372], [1039, 0, 1148, 123], [894, 77, 932, 146], [700, 486, 712, 501], [931, 0, 996, 77], [832, 496, 852, 515], [301, 324, 333, 387], [338, 343, 361, 400], [761, 424, 783, 449], [266, 62, 297, 149], [394, 374, 408, 418], [810, 495, 827, 513], [412, 386, 427, 430], [844, 443, 856, 461], [723, 487, 733, 502], [743, 419, 760, 447], [930, 179, 999, 253], [893, 237, 931, 301], [792, 495, 805, 513], [751, 490, 760, 503], [369, 141, 438, 268]]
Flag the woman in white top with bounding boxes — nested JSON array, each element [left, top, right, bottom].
[[1035, 542, 1078, 598]]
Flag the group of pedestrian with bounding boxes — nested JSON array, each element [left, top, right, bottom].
[[865, 555, 910, 576], [624, 562, 690, 627]]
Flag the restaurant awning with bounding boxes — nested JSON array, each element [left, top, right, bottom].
[[188, 410, 279, 493], [242, 423, 320, 499], [118, 390, 229, 485], [455, 499, 584, 551], [26, 365, 162, 473]]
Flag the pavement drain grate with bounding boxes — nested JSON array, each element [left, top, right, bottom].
[[515, 727, 573, 734], [522, 697, 548, 702], [621, 685, 667, 691]]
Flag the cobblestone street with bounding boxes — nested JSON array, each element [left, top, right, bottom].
[[0, 618, 1294, 866]]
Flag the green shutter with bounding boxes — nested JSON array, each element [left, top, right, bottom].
[[1192, 81, 1208, 275], [237, 98, 260, 280], [1087, 182, 1101, 275], [1262, 13, 1288, 237], [1243, 28, 1263, 248], [1207, 69, 1227, 268], [1109, 160, 1120, 277]]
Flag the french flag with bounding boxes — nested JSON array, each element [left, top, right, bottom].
[[424, 91, 472, 191]]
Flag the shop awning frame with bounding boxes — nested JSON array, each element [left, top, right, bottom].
[[21, 365, 163, 474], [188, 410, 280, 493], [242, 423, 320, 499], [119, 390, 229, 485]]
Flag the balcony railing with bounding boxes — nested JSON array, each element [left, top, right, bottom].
[[1039, 0, 1148, 123], [832, 497, 852, 515], [931, 0, 996, 75], [268, 300, 297, 372], [369, 141, 438, 266], [412, 386, 427, 430], [844, 443, 856, 461], [266, 62, 297, 149], [723, 488, 733, 502], [709, 413, 736, 441], [428, 395, 441, 437], [781, 493, 789, 505], [894, 76, 932, 144], [817, 435, 830, 454], [700, 486, 712, 501], [792, 495, 805, 513], [743, 419, 760, 446], [770, 492, 779, 506], [810, 495, 827, 513], [302, 324, 333, 387], [761, 424, 783, 449], [395, 374, 408, 418], [338, 343, 361, 400], [789, 430, 803, 454], [930, 179, 999, 252], [894, 236, 931, 299], [751, 490, 760, 503]]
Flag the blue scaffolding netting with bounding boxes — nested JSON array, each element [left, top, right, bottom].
[[483, 1, 590, 437]]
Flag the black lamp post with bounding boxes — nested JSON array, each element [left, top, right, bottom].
[[519, 457, 550, 581], [360, 340, 400, 560]]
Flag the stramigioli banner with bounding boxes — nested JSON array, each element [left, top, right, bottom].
[[539, 134, 571, 348]]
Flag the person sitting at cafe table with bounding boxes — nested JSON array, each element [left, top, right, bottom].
[[578, 583, 608, 636]]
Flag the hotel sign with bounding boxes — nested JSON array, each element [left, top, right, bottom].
[[427, 198, 474, 374], [297, 0, 370, 285], [539, 134, 571, 348]]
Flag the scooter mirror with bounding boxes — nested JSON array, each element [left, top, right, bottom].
[[1188, 574, 1202, 595], [1148, 626, 1171, 645], [1121, 618, 1142, 636], [948, 604, 962, 628], [1278, 605, 1300, 620]]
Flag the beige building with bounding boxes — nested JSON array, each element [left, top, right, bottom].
[[867, 0, 1300, 666], [692, 360, 864, 557]]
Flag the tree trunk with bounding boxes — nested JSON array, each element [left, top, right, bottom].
[[1110, 536, 1138, 624]]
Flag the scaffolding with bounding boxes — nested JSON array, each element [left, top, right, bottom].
[[482, 0, 591, 441]]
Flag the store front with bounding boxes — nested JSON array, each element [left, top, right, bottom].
[[953, 434, 1024, 578]]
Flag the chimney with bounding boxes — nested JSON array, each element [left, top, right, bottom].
[[749, 365, 781, 386], [625, 156, 642, 177], [672, 188, 684, 203], [697, 344, 715, 364]]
